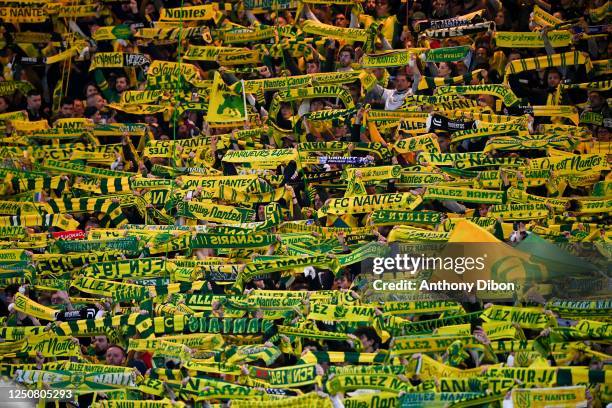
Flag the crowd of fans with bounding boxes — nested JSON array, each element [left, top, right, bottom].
[[0, 0, 609, 407]]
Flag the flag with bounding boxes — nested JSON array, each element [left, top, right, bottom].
[[52, 60, 68, 114], [206, 71, 246, 123], [344, 177, 367, 197], [516, 233, 604, 297], [428, 220, 550, 300], [515, 233, 598, 274], [329, 214, 359, 228]]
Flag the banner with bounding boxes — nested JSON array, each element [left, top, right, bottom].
[[437, 84, 520, 106], [159, 4, 221, 21], [191, 233, 277, 249], [318, 193, 422, 216], [494, 31, 572, 48], [176, 201, 254, 224], [0, 81, 34, 96], [511, 386, 587, 408], [206, 71, 246, 123], [0, 7, 46, 23], [89, 53, 150, 71]]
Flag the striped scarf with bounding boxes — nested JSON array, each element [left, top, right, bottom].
[[504, 51, 592, 83], [8, 176, 67, 195], [418, 69, 484, 90], [425, 21, 493, 38], [40, 198, 128, 227]]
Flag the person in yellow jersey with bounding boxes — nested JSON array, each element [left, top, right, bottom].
[[355, 0, 403, 47]]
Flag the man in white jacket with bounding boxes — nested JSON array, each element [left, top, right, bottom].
[[366, 57, 421, 110]]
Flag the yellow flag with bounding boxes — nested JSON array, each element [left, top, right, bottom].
[[205, 72, 246, 123], [428, 220, 548, 300]]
